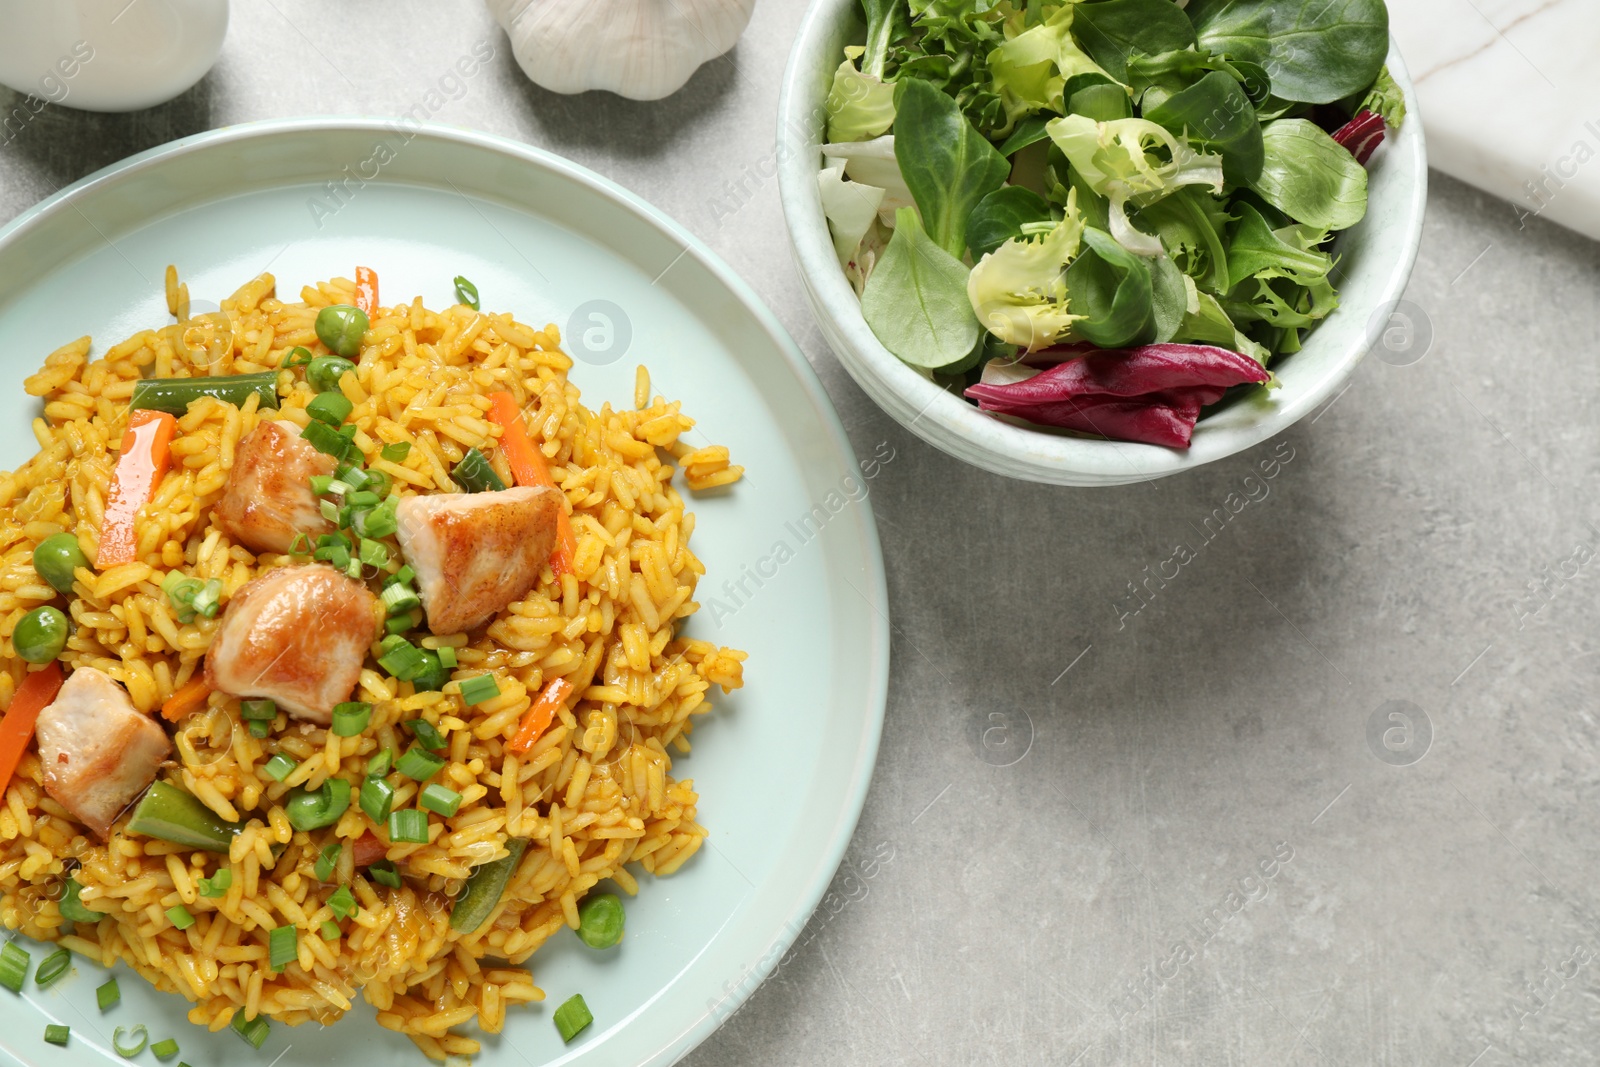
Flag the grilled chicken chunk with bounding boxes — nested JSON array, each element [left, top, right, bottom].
[[214, 420, 336, 555], [204, 564, 379, 724], [35, 667, 171, 840], [395, 485, 562, 635]]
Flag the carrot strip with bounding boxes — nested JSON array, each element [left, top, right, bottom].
[[486, 391, 577, 576], [160, 674, 211, 723], [0, 661, 63, 798], [96, 409, 177, 568], [355, 266, 378, 317], [508, 677, 573, 755]]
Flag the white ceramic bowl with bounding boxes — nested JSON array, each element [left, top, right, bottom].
[[777, 0, 1428, 486]]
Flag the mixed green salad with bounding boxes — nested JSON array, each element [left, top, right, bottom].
[[818, 0, 1405, 448]]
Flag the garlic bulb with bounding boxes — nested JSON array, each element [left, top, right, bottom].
[[486, 0, 756, 101]]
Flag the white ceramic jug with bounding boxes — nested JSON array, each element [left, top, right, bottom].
[[0, 0, 228, 112]]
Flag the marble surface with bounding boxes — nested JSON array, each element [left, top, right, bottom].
[[1392, 0, 1600, 238], [2, 2, 1600, 1065]]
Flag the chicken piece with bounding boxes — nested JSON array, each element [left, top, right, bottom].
[[204, 564, 379, 724], [35, 667, 171, 839], [214, 420, 336, 555], [395, 485, 562, 635]]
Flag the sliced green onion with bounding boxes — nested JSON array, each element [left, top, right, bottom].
[[240, 698, 276, 721], [189, 579, 222, 619], [381, 441, 411, 463], [331, 701, 371, 737], [0, 941, 29, 991], [317, 531, 353, 552], [358, 538, 388, 568], [262, 753, 296, 782], [166, 905, 194, 930], [309, 474, 334, 496], [288, 532, 311, 556], [436, 646, 457, 669], [268, 925, 297, 971], [248, 720, 270, 739], [359, 776, 395, 824], [354, 497, 399, 539], [576, 892, 625, 949], [345, 555, 362, 580], [314, 842, 342, 882], [285, 778, 351, 832], [377, 636, 427, 680], [366, 748, 393, 779], [326, 884, 357, 920], [314, 543, 351, 570], [131, 373, 279, 416], [362, 469, 392, 496], [338, 423, 358, 440], [409, 650, 448, 693], [319, 499, 340, 524], [388, 809, 429, 844], [385, 610, 421, 636], [450, 838, 527, 932], [451, 448, 506, 493], [60, 878, 106, 923], [280, 346, 315, 368], [97, 977, 120, 1011], [334, 463, 368, 489], [151, 1038, 180, 1060], [113, 1024, 148, 1057], [35, 948, 70, 987], [453, 276, 480, 310], [553, 993, 593, 1043], [406, 719, 447, 751], [368, 861, 402, 888], [420, 784, 462, 818], [395, 744, 445, 783], [392, 564, 416, 586], [301, 419, 352, 460], [320, 920, 340, 941], [232, 1012, 269, 1049], [127, 782, 242, 853], [198, 868, 233, 898], [458, 673, 501, 706], [347, 490, 380, 509], [380, 583, 421, 617], [306, 390, 353, 426], [43, 1024, 69, 1046]]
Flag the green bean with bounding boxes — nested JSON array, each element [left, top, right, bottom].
[[450, 838, 527, 932], [13, 607, 67, 663], [307, 356, 356, 393], [130, 373, 280, 415], [315, 305, 369, 359], [32, 533, 88, 595], [450, 448, 506, 493]]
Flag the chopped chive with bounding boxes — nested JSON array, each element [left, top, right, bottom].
[[319, 920, 340, 941], [314, 842, 342, 882], [0, 941, 30, 992], [166, 905, 194, 930], [368, 861, 402, 888], [436, 646, 457, 669], [359, 776, 395, 824], [388, 809, 429, 844], [326, 884, 357, 921], [358, 538, 388, 568], [97, 977, 120, 1011], [268, 925, 298, 971], [231, 1012, 269, 1049], [331, 701, 371, 737], [112, 1024, 148, 1057], [262, 753, 296, 781], [151, 1037, 180, 1060], [34, 948, 69, 987], [248, 720, 270, 739], [239, 698, 276, 720], [198, 868, 233, 898], [420, 784, 462, 818], [458, 673, 500, 706], [379, 582, 420, 617], [405, 719, 447, 751], [309, 474, 334, 496], [381, 441, 411, 462], [453, 276, 480, 310], [301, 418, 352, 460], [306, 390, 353, 426], [553, 993, 593, 1042], [43, 1023, 69, 1046], [395, 744, 445, 783], [366, 748, 393, 779]]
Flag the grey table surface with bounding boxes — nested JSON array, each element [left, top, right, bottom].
[[5, 3, 1600, 1065]]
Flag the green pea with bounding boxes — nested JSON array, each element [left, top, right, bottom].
[[307, 355, 356, 393], [32, 533, 89, 595], [575, 892, 624, 949], [14, 606, 68, 663], [314, 305, 369, 359]]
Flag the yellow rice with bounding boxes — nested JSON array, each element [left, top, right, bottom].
[[0, 272, 747, 1058]]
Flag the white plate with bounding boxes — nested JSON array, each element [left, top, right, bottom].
[[0, 119, 889, 1067]]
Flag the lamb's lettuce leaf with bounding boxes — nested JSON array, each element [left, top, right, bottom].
[[1187, 0, 1390, 105], [1071, 0, 1197, 84], [1143, 70, 1263, 186], [863, 207, 984, 370], [967, 186, 1054, 260], [1249, 119, 1368, 230], [893, 77, 1011, 257]]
